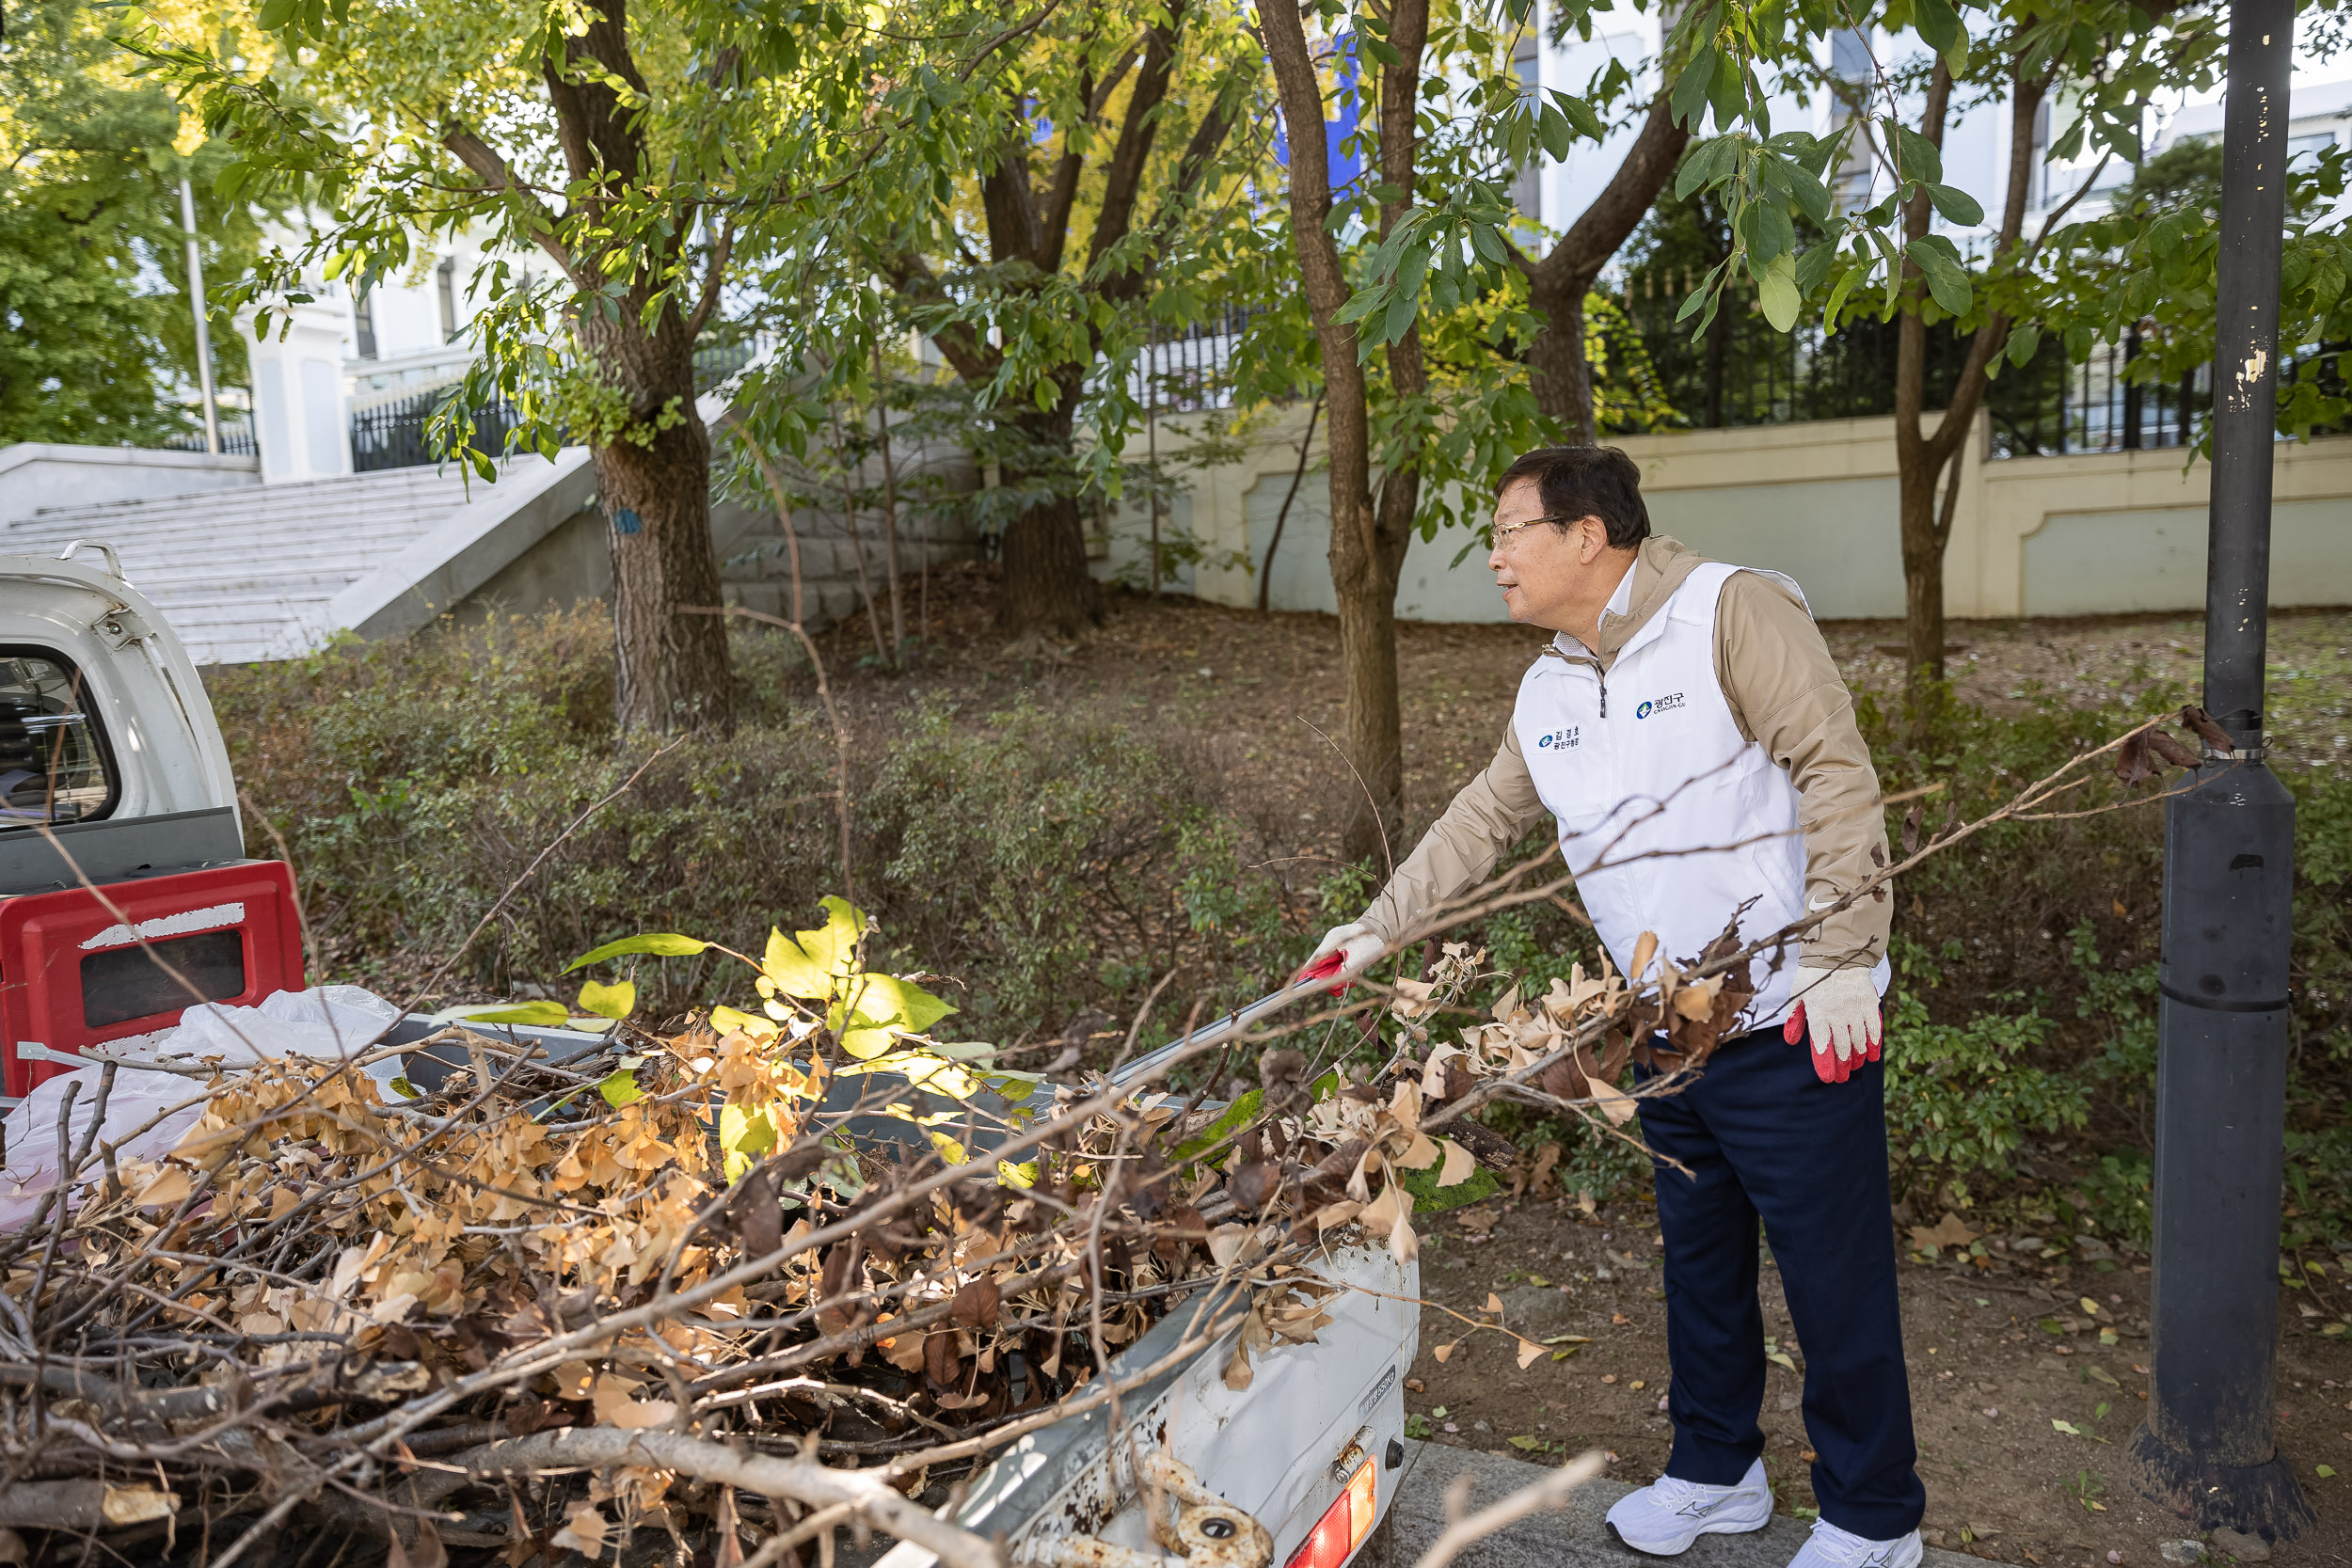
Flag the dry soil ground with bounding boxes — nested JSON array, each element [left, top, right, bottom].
[[1401, 1190, 2352, 1568], [811, 572, 2352, 1563]]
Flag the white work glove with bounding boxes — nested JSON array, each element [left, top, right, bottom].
[[1300, 922, 1387, 991], [1782, 966, 1883, 1084]]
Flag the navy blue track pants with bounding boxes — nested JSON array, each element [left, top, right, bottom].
[[1631, 1026, 1924, 1540]]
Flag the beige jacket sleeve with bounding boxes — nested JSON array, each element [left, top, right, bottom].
[[1712, 573, 1891, 970], [1356, 721, 1549, 945]]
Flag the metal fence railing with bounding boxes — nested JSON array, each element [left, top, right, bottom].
[[346, 338, 769, 472], [161, 420, 258, 457], [1135, 306, 1262, 414], [1614, 269, 2348, 457]]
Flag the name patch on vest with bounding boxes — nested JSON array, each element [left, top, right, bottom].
[[1635, 692, 1685, 720], [1535, 727, 1581, 750]]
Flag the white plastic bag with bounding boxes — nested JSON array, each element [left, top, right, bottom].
[[0, 986, 408, 1231]]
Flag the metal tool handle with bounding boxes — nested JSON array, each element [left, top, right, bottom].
[[1109, 958, 1347, 1085]]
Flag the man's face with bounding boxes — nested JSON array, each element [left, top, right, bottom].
[[1487, 478, 1606, 631]]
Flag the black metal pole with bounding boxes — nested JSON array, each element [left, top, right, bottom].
[[2127, 0, 2311, 1539]]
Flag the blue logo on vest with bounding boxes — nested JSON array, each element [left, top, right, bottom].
[[1536, 727, 1580, 750], [1636, 692, 1685, 720]]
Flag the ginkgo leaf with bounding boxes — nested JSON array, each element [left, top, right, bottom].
[[563, 933, 708, 973], [596, 1069, 642, 1108], [847, 973, 955, 1034], [794, 898, 867, 982], [550, 1508, 607, 1556], [709, 1005, 779, 1039], [762, 927, 837, 1000], [1630, 932, 1659, 979], [592, 1378, 676, 1430], [576, 979, 635, 1020], [1437, 1138, 1476, 1188], [1484, 1291, 1504, 1315], [1433, 1339, 1460, 1363], [1516, 1338, 1544, 1370], [720, 1104, 780, 1182]]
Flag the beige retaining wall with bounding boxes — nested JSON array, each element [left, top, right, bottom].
[[1122, 405, 2352, 622]]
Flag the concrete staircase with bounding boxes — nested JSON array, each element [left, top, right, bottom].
[[7, 466, 487, 666]]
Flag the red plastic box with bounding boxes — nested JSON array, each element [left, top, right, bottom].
[[0, 862, 305, 1099]]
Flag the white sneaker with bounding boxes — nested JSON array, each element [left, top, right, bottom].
[[1603, 1457, 1773, 1555], [1785, 1519, 1925, 1568]]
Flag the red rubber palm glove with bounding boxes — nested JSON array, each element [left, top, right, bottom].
[[1298, 950, 1349, 995], [1783, 968, 1884, 1084], [1299, 924, 1383, 997]]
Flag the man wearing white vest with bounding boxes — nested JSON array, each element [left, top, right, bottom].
[[1311, 447, 1920, 1568]]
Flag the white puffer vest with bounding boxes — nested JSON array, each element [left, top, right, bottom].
[[1513, 561, 1890, 1033]]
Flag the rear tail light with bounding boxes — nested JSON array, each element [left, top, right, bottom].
[[1282, 1456, 1377, 1568]]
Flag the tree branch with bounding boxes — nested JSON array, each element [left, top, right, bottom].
[[447, 1428, 1002, 1568], [684, 214, 736, 341], [441, 127, 587, 290], [1082, 5, 1187, 279]]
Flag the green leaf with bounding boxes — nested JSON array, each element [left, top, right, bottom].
[[1910, 0, 1968, 70], [2318, 1465, 2338, 1479], [1906, 236, 1973, 315], [1778, 163, 1834, 227], [1669, 45, 1716, 130], [1758, 254, 1801, 331], [1535, 104, 1575, 162], [446, 1001, 569, 1028], [1927, 182, 1984, 227], [255, 0, 297, 28], [1894, 124, 1944, 184], [1555, 93, 1604, 142], [1508, 1434, 1545, 1450], [2052, 1418, 2082, 1435], [1677, 136, 1736, 201], [1395, 1161, 1501, 1213], [1173, 1088, 1263, 1162], [1379, 289, 1419, 345], [564, 932, 710, 973], [2007, 322, 2042, 367], [597, 1068, 643, 1107], [1706, 48, 1744, 134], [1822, 261, 1862, 327], [1359, 34, 1404, 67], [1796, 238, 1838, 293], [576, 978, 635, 1020]]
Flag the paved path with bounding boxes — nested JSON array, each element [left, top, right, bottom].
[[1382, 1441, 1999, 1568]]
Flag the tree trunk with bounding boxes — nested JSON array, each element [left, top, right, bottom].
[[998, 406, 1103, 638], [1518, 91, 1692, 442], [1330, 492, 1408, 866], [1897, 451, 1947, 685], [1527, 281, 1595, 442], [872, 341, 906, 661], [1261, 0, 1421, 866], [580, 321, 734, 734]]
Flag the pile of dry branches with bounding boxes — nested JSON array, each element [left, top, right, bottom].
[[0, 705, 2217, 1568]]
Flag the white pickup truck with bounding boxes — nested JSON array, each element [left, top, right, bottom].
[[0, 545, 1422, 1568]]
